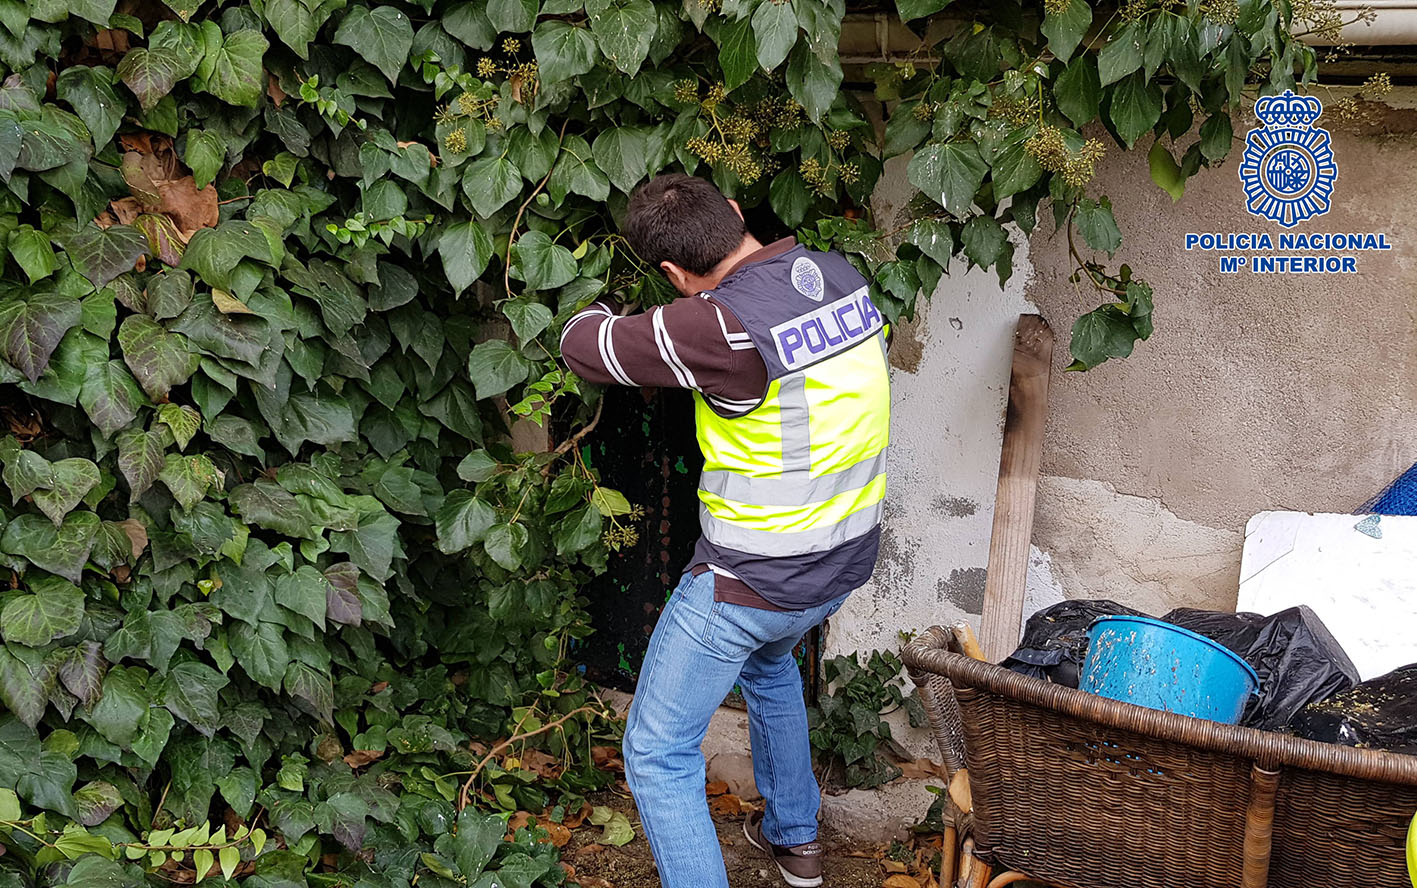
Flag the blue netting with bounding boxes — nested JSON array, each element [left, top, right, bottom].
[[1363, 461, 1417, 516]]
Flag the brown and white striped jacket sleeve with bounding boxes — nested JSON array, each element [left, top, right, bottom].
[[558, 295, 769, 412]]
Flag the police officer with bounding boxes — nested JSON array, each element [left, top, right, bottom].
[[560, 174, 891, 888]]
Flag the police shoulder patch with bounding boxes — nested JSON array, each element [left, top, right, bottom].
[[791, 256, 825, 301]]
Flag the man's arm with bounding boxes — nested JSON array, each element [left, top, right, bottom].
[[559, 297, 766, 403]]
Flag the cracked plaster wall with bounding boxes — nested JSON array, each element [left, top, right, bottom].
[[819, 111, 1417, 801]]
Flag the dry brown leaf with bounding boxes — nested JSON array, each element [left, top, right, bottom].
[[577, 878, 614, 888], [343, 749, 384, 769], [576, 843, 607, 856], [707, 793, 742, 817], [212, 290, 255, 315], [109, 197, 142, 225], [897, 759, 948, 780], [882, 876, 920, 888], [591, 746, 623, 771], [948, 769, 972, 813], [705, 781, 729, 797], [94, 211, 118, 229], [539, 821, 571, 847], [268, 75, 287, 107], [563, 801, 592, 829], [371, 681, 389, 693], [156, 175, 218, 241], [521, 748, 561, 778], [882, 860, 909, 873], [92, 28, 130, 54], [508, 811, 535, 835], [114, 518, 148, 560]]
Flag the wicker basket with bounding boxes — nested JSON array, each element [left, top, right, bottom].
[[902, 626, 1417, 888]]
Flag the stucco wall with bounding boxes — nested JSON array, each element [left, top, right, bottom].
[[831, 95, 1417, 663], [814, 98, 1417, 830]]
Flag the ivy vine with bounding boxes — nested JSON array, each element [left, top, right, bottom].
[[0, 0, 1347, 884]]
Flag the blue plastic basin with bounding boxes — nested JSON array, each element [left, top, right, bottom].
[[1080, 615, 1259, 724]]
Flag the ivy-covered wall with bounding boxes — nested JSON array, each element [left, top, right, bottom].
[[0, 0, 1335, 882]]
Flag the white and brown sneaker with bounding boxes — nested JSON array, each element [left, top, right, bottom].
[[742, 811, 823, 888]]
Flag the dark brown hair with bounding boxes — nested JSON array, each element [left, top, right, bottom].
[[624, 174, 747, 276]]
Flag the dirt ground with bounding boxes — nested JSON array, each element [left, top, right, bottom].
[[559, 786, 937, 888]]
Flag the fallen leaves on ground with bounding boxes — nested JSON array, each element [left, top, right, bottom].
[[883, 876, 921, 888], [591, 745, 623, 771], [707, 792, 746, 817], [588, 805, 635, 847], [705, 780, 729, 796]]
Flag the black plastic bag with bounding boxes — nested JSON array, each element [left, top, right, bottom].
[[1290, 664, 1417, 754], [1002, 600, 1145, 687], [1162, 606, 1360, 731]]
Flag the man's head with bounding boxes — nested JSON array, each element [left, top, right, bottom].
[[624, 174, 753, 295]]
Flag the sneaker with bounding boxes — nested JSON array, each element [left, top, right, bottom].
[[742, 811, 823, 888]]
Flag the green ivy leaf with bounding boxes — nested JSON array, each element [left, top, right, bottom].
[[546, 134, 608, 202], [466, 340, 532, 399], [158, 403, 202, 450], [117, 315, 199, 400], [1147, 139, 1184, 201], [158, 658, 228, 736], [503, 299, 554, 344], [9, 226, 57, 285], [1097, 20, 1143, 86], [461, 156, 523, 219], [895, 0, 950, 23], [81, 666, 147, 747], [0, 291, 82, 383], [158, 452, 219, 510], [591, 127, 648, 195], [585, 0, 655, 75], [229, 621, 289, 691], [435, 490, 496, 554], [55, 66, 125, 149], [1054, 55, 1101, 128], [487, 0, 538, 32], [483, 523, 528, 570], [717, 16, 756, 91], [531, 21, 599, 84], [1, 579, 84, 647], [116, 46, 190, 113], [1199, 113, 1233, 163], [1075, 196, 1122, 256], [990, 128, 1042, 201], [1069, 305, 1137, 370], [66, 225, 148, 290], [184, 130, 225, 190], [0, 646, 48, 729], [334, 6, 414, 84], [437, 221, 494, 296], [230, 480, 317, 539], [751, 0, 797, 70], [33, 459, 101, 527], [785, 42, 841, 123], [193, 25, 269, 107], [453, 811, 505, 878], [960, 215, 1007, 270], [0, 512, 101, 582], [116, 428, 166, 502], [1040, 0, 1090, 64], [283, 661, 333, 723], [907, 140, 986, 218], [1106, 70, 1162, 148], [513, 231, 577, 291], [79, 361, 143, 439]]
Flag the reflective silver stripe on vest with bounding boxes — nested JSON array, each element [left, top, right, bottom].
[[776, 373, 811, 472], [698, 449, 888, 507], [698, 498, 885, 557]]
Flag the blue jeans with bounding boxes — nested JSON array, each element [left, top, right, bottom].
[[623, 571, 848, 888]]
